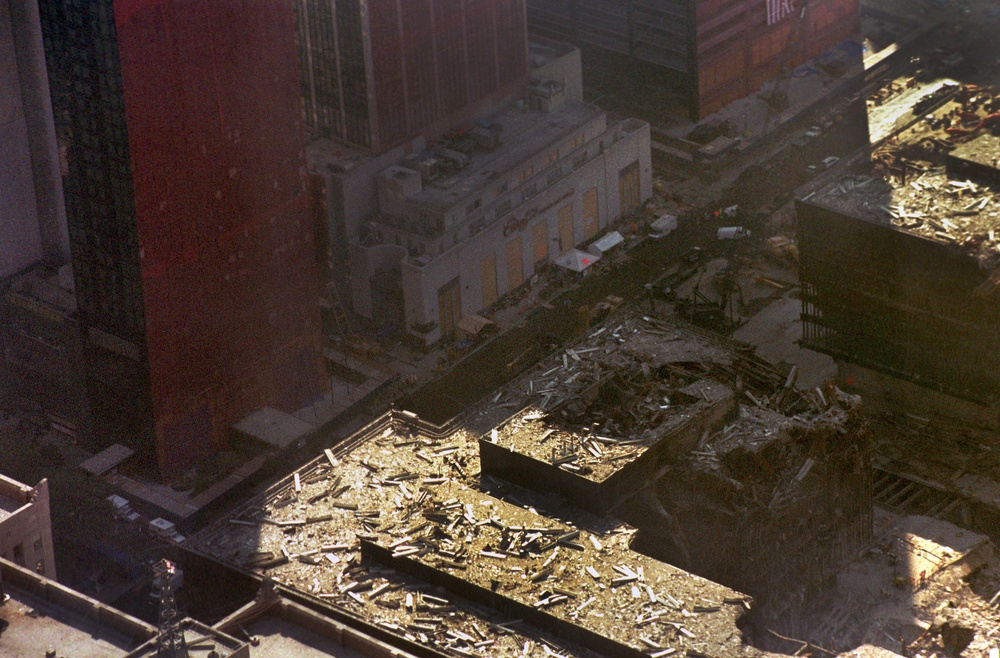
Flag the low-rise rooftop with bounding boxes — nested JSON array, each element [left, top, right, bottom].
[[0, 558, 155, 657], [804, 82, 1000, 269], [405, 102, 601, 215]]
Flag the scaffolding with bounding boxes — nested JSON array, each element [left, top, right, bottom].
[[154, 559, 188, 658]]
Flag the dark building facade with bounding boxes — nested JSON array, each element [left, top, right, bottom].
[[294, 0, 530, 152], [36, 0, 326, 474], [527, 0, 860, 118], [798, 142, 1000, 409]]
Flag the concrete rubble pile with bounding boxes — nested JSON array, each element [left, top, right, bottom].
[[475, 308, 873, 637], [190, 404, 766, 658], [189, 306, 876, 657]]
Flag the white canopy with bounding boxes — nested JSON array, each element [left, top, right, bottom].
[[554, 248, 600, 272], [587, 230, 624, 257]]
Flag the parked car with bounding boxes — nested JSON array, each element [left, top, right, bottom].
[[717, 226, 751, 240]]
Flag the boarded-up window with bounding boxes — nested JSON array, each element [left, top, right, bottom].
[[583, 187, 600, 240], [506, 237, 524, 289], [558, 204, 575, 254], [480, 253, 498, 308], [438, 278, 461, 336], [619, 161, 641, 217], [531, 221, 548, 265]]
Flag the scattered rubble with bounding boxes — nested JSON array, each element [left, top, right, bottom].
[[193, 305, 876, 657], [364, 479, 750, 658]]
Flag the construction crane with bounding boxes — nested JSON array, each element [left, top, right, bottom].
[[153, 559, 188, 658], [761, 0, 811, 133]]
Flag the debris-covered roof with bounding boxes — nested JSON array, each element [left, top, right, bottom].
[[805, 82, 1000, 268], [809, 171, 1000, 267], [192, 306, 869, 658], [191, 407, 763, 658], [364, 479, 751, 658]]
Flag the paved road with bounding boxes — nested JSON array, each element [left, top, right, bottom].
[[399, 220, 717, 424]]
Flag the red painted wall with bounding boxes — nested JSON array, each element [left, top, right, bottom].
[[695, 0, 860, 118], [115, 0, 326, 473]]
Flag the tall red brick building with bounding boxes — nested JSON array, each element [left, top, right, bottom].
[[35, 0, 327, 474]]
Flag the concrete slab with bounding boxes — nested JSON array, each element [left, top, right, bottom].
[[894, 515, 993, 586], [0, 584, 148, 658], [731, 293, 837, 390]]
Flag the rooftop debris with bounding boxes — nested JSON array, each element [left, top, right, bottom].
[[191, 407, 761, 658], [192, 305, 872, 657], [814, 82, 1000, 269], [474, 308, 871, 635], [363, 480, 750, 658]]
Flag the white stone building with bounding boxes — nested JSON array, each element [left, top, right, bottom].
[[310, 41, 652, 345]]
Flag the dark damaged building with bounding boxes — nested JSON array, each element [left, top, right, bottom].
[[798, 123, 1000, 422]]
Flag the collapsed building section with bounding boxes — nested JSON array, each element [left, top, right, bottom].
[[190, 408, 759, 658], [473, 310, 872, 634], [191, 305, 871, 654], [636, 400, 872, 634], [363, 480, 749, 658], [798, 83, 1000, 411]]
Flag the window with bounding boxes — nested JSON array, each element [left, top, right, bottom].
[[520, 165, 534, 182]]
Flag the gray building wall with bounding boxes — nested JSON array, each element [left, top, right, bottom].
[[0, 0, 67, 278], [397, 117, 651, 344]]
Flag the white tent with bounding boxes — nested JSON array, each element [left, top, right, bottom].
[[587, 230, 624, 257], [554, 248, 600, 273]]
